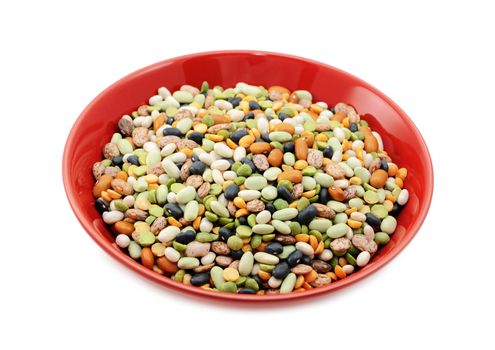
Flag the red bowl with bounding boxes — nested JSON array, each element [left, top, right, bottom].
[[63, 50, 433, 301]]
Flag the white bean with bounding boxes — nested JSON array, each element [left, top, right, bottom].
[[397, 189, 409, 205], [102, 211, 123, 224], [164, 247, 181, 262], [115, 234, 130, 248], [356, 251, 371, 267]]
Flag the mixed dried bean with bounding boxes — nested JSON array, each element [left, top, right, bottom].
[[92, 81, 409, 295]]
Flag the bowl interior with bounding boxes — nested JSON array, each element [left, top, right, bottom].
[[63, 51, 433, 301]]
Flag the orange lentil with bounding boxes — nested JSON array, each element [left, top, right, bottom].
[[304, 270, 318, 283], [295, 234, 310, 242], [334, 265, 346, 279]]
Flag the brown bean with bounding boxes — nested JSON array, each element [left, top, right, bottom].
[[267, 148, 283, 167], [156, 256, 178, 274], [250, 142, 272, 154], [114, 221, 134, 235], [370, 169, 388, 188], [92, 174, 113, 198], [294, 137, 308, 160], [277, 170, 302, 183], [141, 247, 155, 269]]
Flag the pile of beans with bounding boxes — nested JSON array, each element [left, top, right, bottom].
[[92, 81, 409, 295]]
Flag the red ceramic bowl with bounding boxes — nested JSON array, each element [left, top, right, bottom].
[[63, 50, 433, 301]]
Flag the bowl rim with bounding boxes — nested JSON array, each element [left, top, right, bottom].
[[62, 50, 434, 302]]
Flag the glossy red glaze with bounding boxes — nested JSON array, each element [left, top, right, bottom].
[[63, 51, 433, 302]]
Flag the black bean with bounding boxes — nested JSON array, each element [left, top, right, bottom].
[[175, 230, 196, 244], [252, 275, 263, 288], [219, 227, 234, 241], [349, 123, 358, 132], [127, 155, 139, 165], [365, 212, 381, 227], [238, 288, 256, 294], [190, 272, 210, 286], [187, 132, 203, 144], [272, 262, 290, 279], [94, 198, 109, 214], [265, 242, 283, 255], [287, 250, 303, 267], [230, 250, 243, 260], [283, 141, 295, 153], [191, 155, 199, 162], [230, 129, 248, 143], [224, 184, 240, 200], [261, 132, 271, 142], [163, 127, 182, 136], [278, 112, 289, 120], [189, 161, 206, 175], [277, 186, 292, 202], [246, 112, 255, 119], [112, 155, 123, 167], [300, 255, 312, 265], [318, 188, 330, 203], [390, 202, 402, 217], [249, 101, 261, 110], [230, 97, 242, 108], [240, 157, 256, 172], [165, 203, 183, 218], [380, 159, 389, 172], [167, 117, 174, 125], [298, 205, 317, 225], [238, 216, 248, 225], [266, 203, 276, 214], [323, 146, 334, 159]]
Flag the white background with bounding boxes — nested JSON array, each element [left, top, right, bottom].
[[1, 1, 494, 349]]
